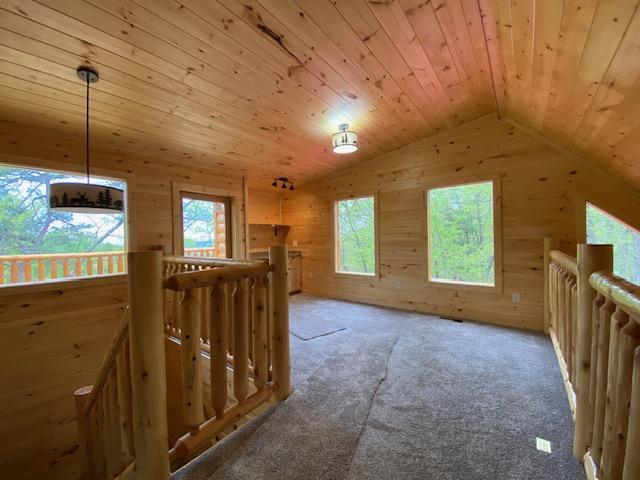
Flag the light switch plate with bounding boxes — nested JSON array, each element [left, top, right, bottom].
[[512, 293, 521, 304], [292, 240, 298, 247]]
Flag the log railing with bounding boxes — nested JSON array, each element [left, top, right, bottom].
[[73, 246, 290, 479], [548, 248, 579, 415], [0, 251, 125, 285], [0, 248, 216, 286], [163, 245, 291, 462], [587, 272, 640, 480], [74, 307, 135, 479], [545, 240, 640, 480]]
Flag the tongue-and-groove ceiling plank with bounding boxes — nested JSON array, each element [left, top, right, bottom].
[[496, 0, 640, 190], [0, 0, 493, 187], [1, 1, 640, 192]]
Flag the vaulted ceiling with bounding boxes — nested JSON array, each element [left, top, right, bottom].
[[0, 0, 639, 191]]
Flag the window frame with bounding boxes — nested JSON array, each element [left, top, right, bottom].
[[333, 194, 379, 278], [179, 191, 233, 258], [172, 181, 240, 258], [0, 157, 134, 290], [425, 176, 502, 292]]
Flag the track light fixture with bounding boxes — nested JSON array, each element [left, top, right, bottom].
[[272, 177, 294, 191]]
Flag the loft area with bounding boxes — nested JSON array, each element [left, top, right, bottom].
[[1, 1, 640, 480]]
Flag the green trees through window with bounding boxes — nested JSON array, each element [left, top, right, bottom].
[[335, 196, 375, 275], [428, 181, 495, 285], [0, 165, 125, 256], [586, 203, 640, 284]]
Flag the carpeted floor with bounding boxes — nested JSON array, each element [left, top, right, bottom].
[[174, 295, 584, 480]]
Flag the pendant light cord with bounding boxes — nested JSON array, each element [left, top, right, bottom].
[[85, 75, 90, 184]]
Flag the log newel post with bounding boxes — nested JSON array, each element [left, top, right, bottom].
[[128, 251, 170, 479], [269, 244, 291, 400], [74, 385, 93, 480], [544, 237, 559, 334], [573, 244, 613, 460]]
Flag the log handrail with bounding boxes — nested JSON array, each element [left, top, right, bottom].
[[164, 263, 274, 291], [550, 250, 578, 275], [82, 307, 130, 416], [590, 272, 640, 319]]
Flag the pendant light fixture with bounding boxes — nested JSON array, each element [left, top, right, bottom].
[[49, 66, 124, 214], [332, 123, 358, 154]]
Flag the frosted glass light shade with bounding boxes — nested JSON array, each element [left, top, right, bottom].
[[332, 127, 358, 154], [49, 182, 125, 214]]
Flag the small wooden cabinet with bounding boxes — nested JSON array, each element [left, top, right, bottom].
[[288, 255, 302, 294]]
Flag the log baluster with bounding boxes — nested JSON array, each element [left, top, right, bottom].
[[252, 276, 268, 391], [233, 279, 250, 404], [592, 297, 616, 465], [622, 343, 640, 480], [587, 293, 605, 444], [606, 318, 640, 479], [181, 288, 204, 428], [116, 341, 135, 464], [601, 306, 630, 478], [210, 283, 229, 419], [564, 274, 575, 375]]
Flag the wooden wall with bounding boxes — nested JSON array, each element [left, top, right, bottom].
[[0, 120, 247, 480], [248, 189, 282, 225], [281, 115, 640, 331]]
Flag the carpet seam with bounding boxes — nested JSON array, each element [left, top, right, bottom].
[[344, 335, 400, 478]]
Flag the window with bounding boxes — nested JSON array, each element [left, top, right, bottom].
[[0, 164, 126, 286], [428, 181, 496, 286], [335, 196, 376, 275], [586, 203, 640, 284], [181, 192, 231, 258]]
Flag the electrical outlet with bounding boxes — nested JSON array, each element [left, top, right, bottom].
[[308, 272, 313, 279], [396, 281, 402, 290], [292, 240, 298, 247], [512, 293, 521, 304]]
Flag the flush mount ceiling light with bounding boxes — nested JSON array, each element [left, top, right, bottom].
[[272, 177, 295, 191], [332, 123, 358, 154], [49, 66, 124, 214]]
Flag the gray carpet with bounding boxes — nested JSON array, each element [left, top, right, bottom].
[[289, 315, 346, 340], [174, 295, 584, 480]]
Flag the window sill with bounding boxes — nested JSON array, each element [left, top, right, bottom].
[[0, 273, 127, 296], [334, 270, 377, 279], [427, 278, 502, 293]]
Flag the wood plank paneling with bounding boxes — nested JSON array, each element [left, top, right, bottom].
[[281, 116, 640, 331], [0, 116, 247, 480], [0, 0, 496, 189]]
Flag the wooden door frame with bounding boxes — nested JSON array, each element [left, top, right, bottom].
[[171, 181, 239, 257]]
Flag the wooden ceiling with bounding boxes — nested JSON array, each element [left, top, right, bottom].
[[1, 1, 639, 191]]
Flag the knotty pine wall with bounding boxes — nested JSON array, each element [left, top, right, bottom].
[[0, 120, 255, 480], [281, 116, 640, 331]]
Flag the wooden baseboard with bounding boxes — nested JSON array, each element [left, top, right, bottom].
[[549, 328, 576, 420]]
